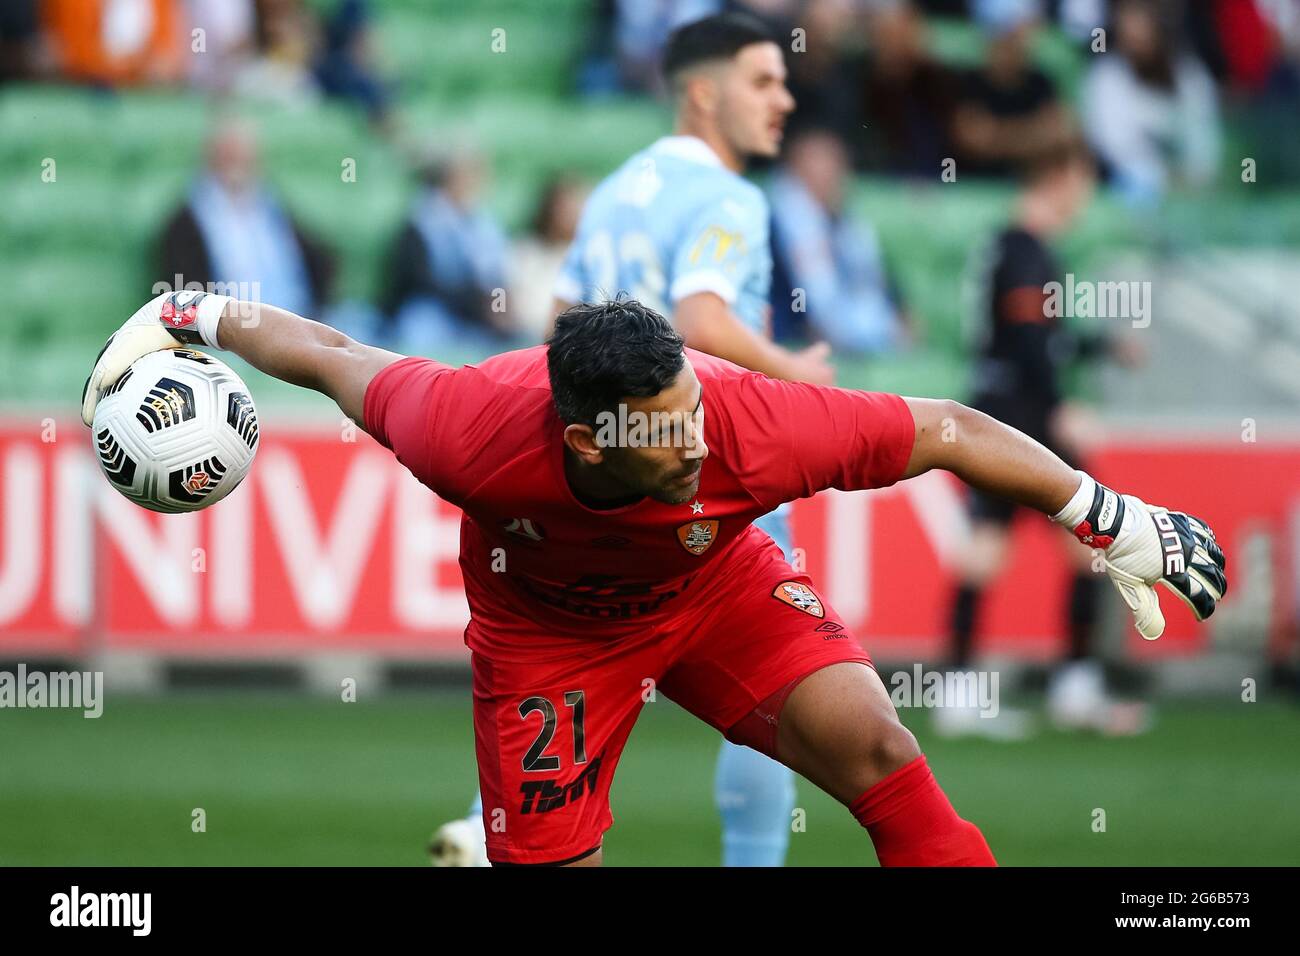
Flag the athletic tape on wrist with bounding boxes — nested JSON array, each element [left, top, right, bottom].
[[193, 293, 231, 349], [1052, 471, 1094, 526]]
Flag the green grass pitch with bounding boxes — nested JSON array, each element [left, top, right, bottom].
[[1, 693, 1297, 866]]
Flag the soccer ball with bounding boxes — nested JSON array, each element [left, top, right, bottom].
[[91, 348, 259, 513], [428, 817, 489, 867]]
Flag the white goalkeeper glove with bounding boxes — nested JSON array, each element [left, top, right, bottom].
[[80, 290, 231, 426], [1053, 472, 1227, 640]]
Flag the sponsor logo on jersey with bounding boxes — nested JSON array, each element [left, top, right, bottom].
[[689, 225, 746, 266], [676, 519, 719, 555], [517, 573, 693, 619], [519, 754, 603, 815], [815, 621, 845, 638], [772, 581, 825, 618]]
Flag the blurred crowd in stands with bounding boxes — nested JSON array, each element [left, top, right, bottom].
[[1, 0, 393, 121], [2, 0, 1296, 352], [153, 116, 590, 351]]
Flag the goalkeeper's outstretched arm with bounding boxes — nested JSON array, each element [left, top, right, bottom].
[[81, 292, 403, 431], [899, 398, 1227, 640], [900, 398, 1080, 515], [210, 300, 403, 427]]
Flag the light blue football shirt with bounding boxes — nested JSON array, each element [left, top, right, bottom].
[[555, 135, 773, 335]]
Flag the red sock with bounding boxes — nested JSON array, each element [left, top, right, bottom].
[[849, 754, 997, 866]]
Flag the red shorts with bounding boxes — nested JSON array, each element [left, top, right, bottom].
[[470, 540, 872, 865]]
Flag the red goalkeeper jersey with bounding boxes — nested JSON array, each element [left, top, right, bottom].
[[363, 347, 914, 656]]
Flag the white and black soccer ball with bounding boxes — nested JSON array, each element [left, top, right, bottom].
[[91, 348, 259, 513]]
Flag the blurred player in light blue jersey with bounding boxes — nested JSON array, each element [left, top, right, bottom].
[[430, 12, 833, 868], [557, 12, 832, 867]]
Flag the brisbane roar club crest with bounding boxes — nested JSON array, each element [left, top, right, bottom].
[[676, 519, 720, 555], [772, 581, 825, 618]]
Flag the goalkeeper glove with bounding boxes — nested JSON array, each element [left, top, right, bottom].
[[80, 290, 231, 426], [1053, 472, 1228, 640]]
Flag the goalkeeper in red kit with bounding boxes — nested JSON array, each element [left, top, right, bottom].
[[82, 292, 1227, 866]]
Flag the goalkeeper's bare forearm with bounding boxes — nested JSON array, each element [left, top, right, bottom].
[[900, 398, 1080, 516], [215, 300, 403, 428]]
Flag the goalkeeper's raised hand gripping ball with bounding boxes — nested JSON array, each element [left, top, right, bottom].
[[81, 290, 231, 426], [83, 291, 257, 513]]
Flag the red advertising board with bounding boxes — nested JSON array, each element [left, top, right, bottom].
[[1, 419, 1296, 660]]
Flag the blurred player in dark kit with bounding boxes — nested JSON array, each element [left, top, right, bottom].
[[939, 140, 1149, 738]]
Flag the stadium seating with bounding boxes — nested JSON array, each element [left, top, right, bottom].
[[2, 7, 1296, 405]]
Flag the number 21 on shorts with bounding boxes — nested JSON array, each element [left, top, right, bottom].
[[518, 690, 587, 771]]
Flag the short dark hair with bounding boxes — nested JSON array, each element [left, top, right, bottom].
[[546, 297, 686, 426], [662, 12, 777, 86]]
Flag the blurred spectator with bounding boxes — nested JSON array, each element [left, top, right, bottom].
[[156, 118, 336, 318], [768, 129, 909, 354], [183, 0, 256, 92], [42, 0, 186, 86], [577, 0, 808, 96], [1052, 0, 1112, 42], [738, 0, 802, 15], [314, 0, 392, 125], [952, 0, 1075, 178], [783, 0, 869, 149], [1234, 0, 1300, 181], [380, 149, 514, 349], [508, 176, 590, 343], [0, 0, 51, 83], [579, 0, 721, 95], [1081, 0, 1221, 203], [1258, 0, 1300, 80], [913, 0, 968, 12], [1193, 0, 1300, 102], [1211, 0, 1282, 91], [859, 0, 963, 176], [232, 0, 320, 107]]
